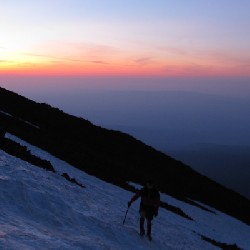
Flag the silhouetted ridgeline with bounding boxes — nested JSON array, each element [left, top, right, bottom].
[[0, 86, 250, 225]]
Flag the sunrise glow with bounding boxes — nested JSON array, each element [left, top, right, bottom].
[[1, 0, 250, 78]]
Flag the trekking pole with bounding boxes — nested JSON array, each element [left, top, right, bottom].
[[123, 206, 130, 225]]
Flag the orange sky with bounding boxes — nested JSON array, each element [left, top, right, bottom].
[[1, 1, 250, 77]]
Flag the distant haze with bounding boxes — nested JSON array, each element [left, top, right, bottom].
[[41, 90, 250, 148], [3, 76, 250, 147]]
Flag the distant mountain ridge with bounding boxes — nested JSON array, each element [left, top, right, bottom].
[[0, 86, 250, 225], [167, 143, 250, 200]]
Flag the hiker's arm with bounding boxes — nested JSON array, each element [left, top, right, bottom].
[[128, 190, 141, 207]]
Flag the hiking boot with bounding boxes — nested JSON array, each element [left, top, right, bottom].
[[140, 229, 145, 236], [147, 234, 152, 241]]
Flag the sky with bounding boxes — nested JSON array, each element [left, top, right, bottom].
[[1, 0, 250, 78]]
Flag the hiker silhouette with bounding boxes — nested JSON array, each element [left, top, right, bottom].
[[128, 180, 160, 240]]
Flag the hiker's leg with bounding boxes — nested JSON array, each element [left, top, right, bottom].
[[146, 209, 154, 239], [139, 210, 146, 235], [147, 219, 152, 237]]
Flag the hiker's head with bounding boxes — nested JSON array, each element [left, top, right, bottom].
[[146, 180, 154, 189]]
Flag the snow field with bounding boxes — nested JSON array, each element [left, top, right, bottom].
[[0, 134, 249, 249]]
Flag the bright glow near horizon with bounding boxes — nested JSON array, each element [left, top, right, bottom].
[[1, 0, 250, 77]]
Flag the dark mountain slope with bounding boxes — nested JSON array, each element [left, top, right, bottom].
[[0, 86, 250, 225]]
